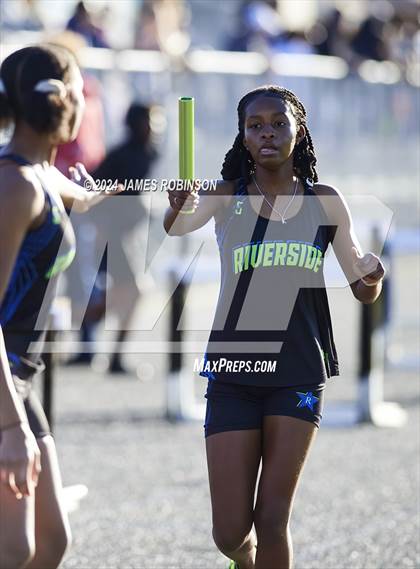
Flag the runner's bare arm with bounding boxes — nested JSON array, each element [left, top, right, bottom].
[[164, 180, 234, 235], [49, 164, 123, 213], [313, 184, 384, 304]]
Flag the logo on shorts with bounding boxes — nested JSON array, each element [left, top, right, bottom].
[[296, 391, 319, 412]]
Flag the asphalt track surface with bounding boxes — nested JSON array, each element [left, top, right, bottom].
[[40, 360, 417, 569]]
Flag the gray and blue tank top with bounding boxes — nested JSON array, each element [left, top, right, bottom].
[[200, 176, 340, 387]]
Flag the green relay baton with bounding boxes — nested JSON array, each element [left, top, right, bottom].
[[178, 97, 197, 214]]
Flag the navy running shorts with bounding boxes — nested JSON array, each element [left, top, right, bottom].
[[203, 379, 326, 438]]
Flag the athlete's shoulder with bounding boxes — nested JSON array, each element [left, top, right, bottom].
[[0, 163, 39, 201], [0, 164, 43, 222], [210, 179, 238, 224], [206, 179, 236, 205], [312, 182, 341, 196], [311, 182, 350, 224], [213, 179, 236, 196]]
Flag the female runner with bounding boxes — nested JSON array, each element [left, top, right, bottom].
[[0, 44, 120, 568], [164, 85, 386, 569]]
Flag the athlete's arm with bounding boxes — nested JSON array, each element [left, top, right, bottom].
[[313, 183, 385, 304], [163, 179, 234, 236], [49, 163, 123, 213], [0, 170, 42, 496], [0, 322, 42, 498]]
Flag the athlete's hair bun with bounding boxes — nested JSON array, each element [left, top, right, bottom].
[[0, 44, 78, 136], [20, 82, 71, 134]]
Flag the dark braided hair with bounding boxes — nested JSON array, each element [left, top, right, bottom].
[[0, 44, 78, 135], [221, 85, 318, 184]]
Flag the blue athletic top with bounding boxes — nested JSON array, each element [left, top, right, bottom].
[[200, 176, 340, 387], [0, 153, 76, 372]]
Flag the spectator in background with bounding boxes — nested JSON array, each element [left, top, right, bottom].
[[224, 0, 314, 55], [86, 103, 158, 374], [66, 1, 110, 48], [306, 1, 419, 82], [387, 12, 419, 72], [350, 15, 390, 62], [134, 0, 191, 57], [0, 0, 44, 31], [50, 31, 107, 367], [133, 1, 161, 51], [314, 9, 341, 57], [223, 0, 255, 52], [306, 7, 355, 63], [241, 0, 284, 54], [271, 30, 315, 55], [53, 34, 105, 173], [57, 64, 106, 365]]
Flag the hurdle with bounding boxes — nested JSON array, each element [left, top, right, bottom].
[[42, 296, 89, 512], [165, 266, 207, 422], [384, 226, 419, 373], [356, 226, 407, 426], [42, 297, 71, 427], [323, 223, 408, 428]]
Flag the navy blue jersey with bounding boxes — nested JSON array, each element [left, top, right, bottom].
[[0, 153, 76, 369], [200, 176, 340, 387]]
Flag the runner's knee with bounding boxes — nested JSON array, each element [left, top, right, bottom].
[[212, 524, 251, 554], [254, 502, 291, 542]]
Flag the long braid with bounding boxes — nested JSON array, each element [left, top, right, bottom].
[[220, 133, 246, 181], [221, 84, 318, 184]]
